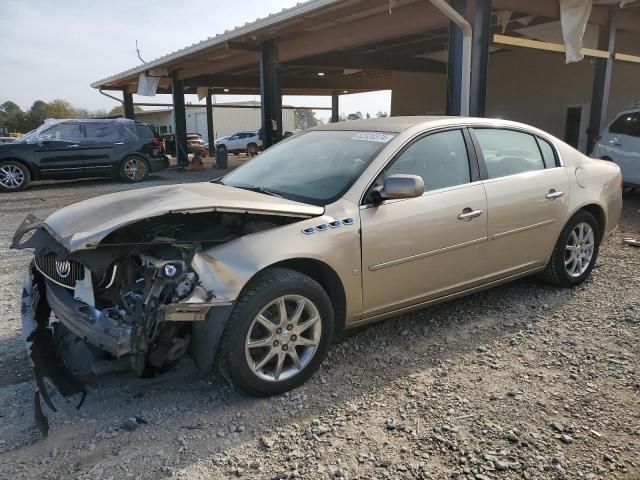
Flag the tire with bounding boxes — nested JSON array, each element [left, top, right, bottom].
[[540, 210, 600, 287], [217, 144, 227, 154], [219, 268, 334, 396], [0, 160, 31, 192], [119, 156, 149, 183]]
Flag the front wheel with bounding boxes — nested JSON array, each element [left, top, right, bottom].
[[0, 160, 31, 192], [541, 210, 600, 287], [219, 268, 334, 396], [119, 156, 149, 183]]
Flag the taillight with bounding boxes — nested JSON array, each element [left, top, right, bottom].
[[151, 137, 162, 146]]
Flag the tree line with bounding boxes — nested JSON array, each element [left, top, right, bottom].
[[0, 100, 129, 134]]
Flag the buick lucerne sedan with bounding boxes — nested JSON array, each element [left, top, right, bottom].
[[12, 117, 621, 432]]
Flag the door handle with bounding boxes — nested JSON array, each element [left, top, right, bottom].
[[69, 144, 80, 148], [545, 189, 564, 200], [114, 141, 125, 145], [457, 208, 483, 221]]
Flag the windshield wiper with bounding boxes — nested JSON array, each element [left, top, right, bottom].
[[232, 184, 284, 198]]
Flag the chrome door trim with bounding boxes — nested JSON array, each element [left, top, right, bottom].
[[368, 236, 487, 271], [354, 264, 546, 327], [490, 218, 556, 240], [480, 166, 566, 185]]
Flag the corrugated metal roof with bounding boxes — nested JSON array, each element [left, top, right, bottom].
[[90, 0, 347, 89]]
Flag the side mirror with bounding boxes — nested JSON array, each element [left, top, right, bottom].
[[379, 174, 425, 201]]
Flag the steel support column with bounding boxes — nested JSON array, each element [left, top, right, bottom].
[[260, 40, 282, 149], [587, 8, 617, 154], [205, 89, 215, 156], [122, 90, 135, 119], [470, 0, 491, 117], [172, 73, 188, 167], [446, 0, 467, 116], [331, 94, 339, 123]]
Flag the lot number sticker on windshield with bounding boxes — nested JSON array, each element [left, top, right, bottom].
[[351, 132, 395, 143]]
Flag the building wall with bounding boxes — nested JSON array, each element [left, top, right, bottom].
[[138, 107, 296, 143], [390, 31, 640, 153]]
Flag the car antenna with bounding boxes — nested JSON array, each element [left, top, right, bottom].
[[136, 40, 148, 64]]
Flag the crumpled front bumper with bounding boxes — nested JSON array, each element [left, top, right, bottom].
[[21, 268, 85, 437], [45, 281, 136, 357]]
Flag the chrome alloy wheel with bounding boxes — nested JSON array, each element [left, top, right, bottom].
[[0, 164, 25, 189], [245, 295, 322, 382], [564, 222, 595, 278], [123, 157, 145, 180]]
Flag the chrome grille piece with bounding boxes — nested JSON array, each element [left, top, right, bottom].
[[34, 253, 85, 289]]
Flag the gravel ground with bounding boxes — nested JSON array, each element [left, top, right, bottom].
[[0, 169, 638, 480]]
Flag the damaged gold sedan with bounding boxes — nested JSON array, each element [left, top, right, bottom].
[[12, 117, 622, 435]]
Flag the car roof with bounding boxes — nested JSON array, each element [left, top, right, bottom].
[[312, 116, 553, 135]]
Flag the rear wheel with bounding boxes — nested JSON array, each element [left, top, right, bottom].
[[541, 210, 600, 287], [119, 156, 149, 183], [0, 160, 30, 192], [219, 268, 334, 396]]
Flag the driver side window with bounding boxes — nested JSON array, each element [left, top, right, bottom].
[[39, 123, 83, 143], [383, 129, 471, 191]]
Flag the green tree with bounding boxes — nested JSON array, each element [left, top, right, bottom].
[[108, 104, 144, 117], [376, 111, 389, 118], [346, 111, 363, 120], [294, 108, 320, 130], [0, 101, 27, 132], [45, 99, 76, 119]]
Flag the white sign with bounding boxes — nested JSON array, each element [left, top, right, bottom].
[[351, 132, 395, 143]]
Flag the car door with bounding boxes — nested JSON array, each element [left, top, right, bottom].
[[32, 122, 85, 176], [471, 127, 570, 278], [360, 128, 489, 318], [227, 134, 241, 151], [602, 112, 640, 185], [81, 122, 126, 175]]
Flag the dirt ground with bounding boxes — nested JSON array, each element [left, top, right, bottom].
[[0, 166, 638, 480]]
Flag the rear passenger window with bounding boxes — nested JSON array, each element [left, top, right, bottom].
[[537, 138, 557, 168], [609, 113, 640, 138], [474, 129, 545, 179], [84, 123, 118, 142]]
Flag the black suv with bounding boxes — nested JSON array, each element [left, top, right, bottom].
[[0, 119, 169, 192]]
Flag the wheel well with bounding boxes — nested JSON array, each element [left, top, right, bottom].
[[0, 157, 36, 180], [580, 204, 606, 240], [270, 258, 347, 333], [121, 154, 149, 168]]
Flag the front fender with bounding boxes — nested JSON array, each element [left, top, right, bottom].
[[191, 199, 363, 325]]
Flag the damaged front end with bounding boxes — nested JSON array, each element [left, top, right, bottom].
[[12, 208, 305, 435]]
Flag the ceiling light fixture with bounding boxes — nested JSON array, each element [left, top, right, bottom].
[[223, 88, 230, 92], [317, 72, 325, 76]]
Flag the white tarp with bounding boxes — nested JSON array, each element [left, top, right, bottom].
[[559, 0, 593, 63], [137, 73, 160, 96]]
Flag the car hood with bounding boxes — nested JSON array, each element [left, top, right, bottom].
[[43, 182, 324, 251]]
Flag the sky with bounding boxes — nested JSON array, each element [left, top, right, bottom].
[[0, 0, 391, 122]]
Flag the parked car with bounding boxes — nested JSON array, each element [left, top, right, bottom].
[[13, 117, 621, 432], [162, 132, 206, 156], [592, 108, 640, 187], [0, 119, 168, 192], [215, 130, 262, 155]]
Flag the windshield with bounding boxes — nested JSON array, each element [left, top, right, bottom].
[[14, 130, 38, 144], [223, 130, 395, 205]]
